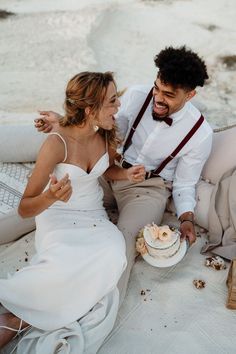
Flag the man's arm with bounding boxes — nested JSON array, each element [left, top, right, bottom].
[[173, 133, 213, 245], [104, 147, 146, 182], [34, 111, 62, 133], [104, 163, 146, 183]]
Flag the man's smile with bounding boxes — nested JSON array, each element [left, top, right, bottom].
[[153, 101, 169, 116]]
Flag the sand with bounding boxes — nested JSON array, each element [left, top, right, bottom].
[[0, 0, 235, 127]]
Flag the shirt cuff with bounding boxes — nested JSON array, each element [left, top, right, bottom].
[[174, 201, 195, 219]]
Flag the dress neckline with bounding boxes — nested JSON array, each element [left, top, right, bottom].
[[57, 152, 108, 175]]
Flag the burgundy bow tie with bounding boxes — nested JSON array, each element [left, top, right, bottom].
[[152, 112, 173, 126]]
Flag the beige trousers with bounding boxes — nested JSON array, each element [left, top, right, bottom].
[[100, 177, 171, 304]]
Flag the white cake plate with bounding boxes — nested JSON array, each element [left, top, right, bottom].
[[142, 239, 189, 268]]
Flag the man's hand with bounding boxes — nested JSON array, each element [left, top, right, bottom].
[[179, 220, 196, 246], [126, 165, 146, 183], [179, 211, 196, 246], [46, 173, 72, 202], [34, 111, 61, 133]]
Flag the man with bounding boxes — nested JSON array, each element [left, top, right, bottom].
[[35, 46, 213, 303]]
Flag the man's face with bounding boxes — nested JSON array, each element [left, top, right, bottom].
[[152, 77, 195, 118]]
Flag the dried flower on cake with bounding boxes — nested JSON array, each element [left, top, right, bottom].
[[136, 237, 147, 255], [148, 223, 160, 240], [158, 225, 172, 241], [137, 228, 144, 239]]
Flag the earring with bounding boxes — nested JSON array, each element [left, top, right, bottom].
[[93, 125, 99, 132]]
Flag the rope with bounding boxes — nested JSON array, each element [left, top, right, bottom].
[[213, 123, 236, 133]]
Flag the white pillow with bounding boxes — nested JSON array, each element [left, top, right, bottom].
[[202, 126, 236, 185], [0, 162, 35, 244], [0, 210, 35, 244], [0, 124, 46, 163]]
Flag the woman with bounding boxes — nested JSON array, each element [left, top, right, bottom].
[[0, 72, 145, 352]]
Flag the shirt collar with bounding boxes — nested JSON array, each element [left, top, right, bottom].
[[169, 102, 189, 123]]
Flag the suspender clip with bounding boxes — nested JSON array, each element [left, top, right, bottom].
[[119, 156, 125, 166], [145, 171, 152, 179]]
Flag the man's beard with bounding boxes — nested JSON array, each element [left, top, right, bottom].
[[152, 101, 169, 121], [152, 109, 169, 121]]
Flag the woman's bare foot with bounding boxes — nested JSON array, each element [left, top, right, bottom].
[[0, 313, 29, 348]]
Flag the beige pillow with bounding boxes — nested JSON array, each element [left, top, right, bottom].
[[202, 126, 236, 185], [0, 124, 46, 163], [0, 162, 35, 244], [166, 180, 214, 231], [194, 180, 214, 230]]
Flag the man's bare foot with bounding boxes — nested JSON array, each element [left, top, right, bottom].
[[0, 313, 28, 348]]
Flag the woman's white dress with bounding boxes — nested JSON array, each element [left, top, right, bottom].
[[0, 135, 126, 337]]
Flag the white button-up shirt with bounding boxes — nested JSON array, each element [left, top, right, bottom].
[[116, 85, 213, 217]]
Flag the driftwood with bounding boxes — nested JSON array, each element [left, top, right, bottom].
[[226, 259, 236, 310]]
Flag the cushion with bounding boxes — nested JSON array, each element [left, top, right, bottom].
[[201, 126, 236, 185], [0, 124, 46, 163], [0, 210, 35, 244], [166, 180, 214, 231], [0, 162, 35, 244], [194, 180, 214, 230]]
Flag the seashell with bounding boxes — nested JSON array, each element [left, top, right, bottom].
[[193, 279, 205, 289], [205, 256, 226, 270]]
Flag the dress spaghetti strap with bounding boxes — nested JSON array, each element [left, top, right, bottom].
[[48, 132, 68, 163]]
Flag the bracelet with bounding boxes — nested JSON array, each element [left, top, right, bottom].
[[180, 219, 194, 225]]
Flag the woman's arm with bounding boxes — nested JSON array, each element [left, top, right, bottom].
[[18, 135, 72, 218], [104, 148, 146, 182]]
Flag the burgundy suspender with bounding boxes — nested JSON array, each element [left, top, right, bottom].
[[148, 115, 204, 178], [121, 89, 205, 177], [122, 88, 153, 154]]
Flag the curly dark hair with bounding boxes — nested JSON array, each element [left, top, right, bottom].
[[154, 46, 208, 90]]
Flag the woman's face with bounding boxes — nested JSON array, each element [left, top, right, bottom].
[[96, 81, 120, 130]]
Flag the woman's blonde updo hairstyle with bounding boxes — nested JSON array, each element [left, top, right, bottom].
[[60, 71, 121, 151]]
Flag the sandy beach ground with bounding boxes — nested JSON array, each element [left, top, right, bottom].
[[0, 0, 236, 127]]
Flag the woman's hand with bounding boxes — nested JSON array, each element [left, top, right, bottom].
[[34, 111, 62, 133], [126, 165, 146, 183], [46, 174, 72, 202]]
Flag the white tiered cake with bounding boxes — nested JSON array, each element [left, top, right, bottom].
[[143, 224, 180, 259]]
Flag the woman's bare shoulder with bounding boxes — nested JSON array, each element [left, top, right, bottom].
[[37, 132, 66, 164]]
